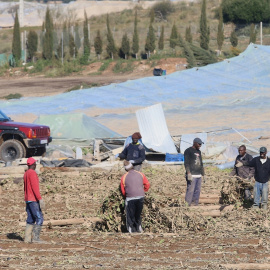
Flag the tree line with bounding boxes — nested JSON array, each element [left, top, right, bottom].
[[11, 0, 260, 68]]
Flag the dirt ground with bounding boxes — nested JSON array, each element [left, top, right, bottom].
[[1, 166, 270, 269]]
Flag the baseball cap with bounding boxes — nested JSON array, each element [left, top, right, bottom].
[[260, 147, 267, 153], [193, 138, 204, 145], [27, 157, 37, 166]]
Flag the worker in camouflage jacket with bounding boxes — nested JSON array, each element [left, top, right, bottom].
[[230, 145, 255, 201]]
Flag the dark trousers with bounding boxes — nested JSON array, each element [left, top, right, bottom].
[[185, 177, 202, 206], [125, 198, 144, 233], [26, 201, 44, 225]]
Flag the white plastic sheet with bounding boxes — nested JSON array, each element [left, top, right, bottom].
[[136, 103, 177, 153], [180, 133, 208, 153]]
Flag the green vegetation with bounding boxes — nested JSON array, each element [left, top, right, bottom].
[[217, 7, 224, 52], [185, 26, 192, 44], [158, 25, 164, 50], [132, 10, 139, 59], [99, 59, 112, 71], [83, 11, 90, 63], [2, 93, 22, 100], [27, 30, 38, 61], [230, 29, 238, 47], [66, 82, 101, 92], [222, 0, 270, 24], [12, 11, 21, 64], [113, 60, 134, 73], [43, 8, 54, 60], [199, 0, 210, 51], [106, 14, 116, 59], [249, 24, 257, 44], [170, 23, 178, 50], [94, 30, 103, 59]]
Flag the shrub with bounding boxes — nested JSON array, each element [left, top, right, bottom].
[[151, 1, 174, 20], [3, 93, 22, 100], [99, 59, 112, 71]]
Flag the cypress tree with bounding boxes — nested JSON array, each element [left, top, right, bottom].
[[185, 26, 193, 43], [150, 9, 155, 24], [43, 8, 54, 60], [57, 38, 65, 59], [83, 11, 90, 60], [199, 0, 210, 50], [69, 32, 77, 58], [12, 10, 21, 63], [158, 25, 164, 50], [94, 30, 103, 59], [145, 23, 155, 57], [27, 30, 38, 61], [179, 34, 196, 68], [249, 23, 257, 44], [39, 22, 45, 49], [106, 14, 116, 59], [230, 29, 238, 47], [75, 23, 81, 50], [170, 23, 178, 50], [217, 7, 224, 53], [121, 33, 130, 59], [63, 21, 69, 48], [132, 10, 139, 59]]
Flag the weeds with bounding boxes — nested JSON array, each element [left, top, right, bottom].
[[2, 93, 22, 100], [99, 59, 112, 71], [113, 60, 134, 73]]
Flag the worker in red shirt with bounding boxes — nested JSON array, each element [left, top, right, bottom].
[[24, 157, 45, 243], [120, 160, 150, 233]]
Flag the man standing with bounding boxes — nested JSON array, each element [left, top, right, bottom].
[[120, 160, 150, 233], [248, 147, 270, 210], [184, 138, 205, 206], [119, 132, 146, 171], [230, 145, 255, 201], [24, 157, 45, 243]]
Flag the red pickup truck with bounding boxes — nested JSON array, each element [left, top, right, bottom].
[[0, 110, 52, 162]]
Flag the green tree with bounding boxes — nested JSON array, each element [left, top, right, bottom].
[[230, 29, 238, 47], [69, 32, 77, 58], [145, 23, 155, 57], [179, 34, 196, 68], [150, 9, 155, 24], [170, 23, 178, 50], [43, 8, 54, 60], [106, 14, 116, 59], [83, 11, 90, 61], [185, 26, 192, 43], [12, 10, 21, 63], [27, 30, 38, 61], [217, 7, 224, 53], [94, 30, 103, 59], [132, 10, 139, 59], [249, 23, 257, 44], [63, 21, 69, 48], [120, 33, 130, 59], [222, 0, 270, 24], [199, 0, 210, 50], [39, 22, 45, 49], [158, 25, 164, 50], [74, 23, 81, 50], [57, 38, 65, 59], [152, 1, 173, 20]]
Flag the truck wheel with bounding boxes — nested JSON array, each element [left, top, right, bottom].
[[0, 140, 26, 162]]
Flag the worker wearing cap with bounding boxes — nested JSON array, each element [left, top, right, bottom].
[[230, 145, 255, 201], [118, 132, 146, 171], [248, 147, 270, 209], [184, 138, 205, 206], [120, 160, 150, 233], [24, 157, 45, 243]]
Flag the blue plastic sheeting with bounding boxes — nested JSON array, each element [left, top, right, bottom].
[[1, 44, 270, 116]]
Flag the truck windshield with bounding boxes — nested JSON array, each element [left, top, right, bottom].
[[0, 110, 10, 122]]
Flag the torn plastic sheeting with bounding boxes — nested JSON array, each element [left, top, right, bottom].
[[136, 103, 177, 154], [180, 133, 207, 153]]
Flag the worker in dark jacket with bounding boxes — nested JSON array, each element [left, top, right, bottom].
[[248, 147, 270, 209], [184, 137, 205, 206], [230, 145, 255, 200], [120, 160, 150, 233], [119, 132, 145, 171]]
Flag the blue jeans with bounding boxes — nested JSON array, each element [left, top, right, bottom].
[[253, 181, 269, 207], [185, 177, 202, 206], [26, 201, 44, 225]]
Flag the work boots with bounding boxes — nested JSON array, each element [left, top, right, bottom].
[[32, 224, 46, 243], [24, 224, 34, 243]]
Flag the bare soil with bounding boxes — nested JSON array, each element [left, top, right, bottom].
[[1, 166, 270, 269]]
